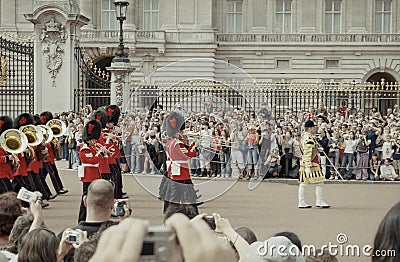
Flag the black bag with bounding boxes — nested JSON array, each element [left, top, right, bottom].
[[68, 139, 77, 150], [356, 140, 368, 153]]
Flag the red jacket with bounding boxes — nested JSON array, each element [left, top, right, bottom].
[[79, 144, 101, 183], [166, 138, 196, 181], [44, 143, 55, 164], [13, 153, 28, 177], [0, 148, 13, 179], [27, 146, 42, 174], [96, 138, 110, 174]]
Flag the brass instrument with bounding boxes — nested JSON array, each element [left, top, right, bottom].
[[37, 125, 54, 144], [19, 125, 43, 147], [46, 119, 66, 138], [0, 129, 29, 171], [94, 143, 115, 157]]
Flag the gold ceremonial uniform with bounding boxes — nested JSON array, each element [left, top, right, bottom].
[[299, 131, 325, 184]]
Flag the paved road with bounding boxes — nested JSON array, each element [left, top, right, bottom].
[[43, 161, 400, 261]]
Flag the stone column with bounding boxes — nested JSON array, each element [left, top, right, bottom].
[[25, 6, 89, 113], [107, 62, 134, 111]]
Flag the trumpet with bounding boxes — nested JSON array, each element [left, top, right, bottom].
[[46, 119, 66, 138]]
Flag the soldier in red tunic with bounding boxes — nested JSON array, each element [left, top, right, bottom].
[[0, 115, 15, 193], [78, 119, 104, 222], [161, 112, 200, 213]]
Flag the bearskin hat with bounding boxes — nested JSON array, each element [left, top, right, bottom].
[[14, 113, 34, 129], [39, 111, 53, 124], [166, 111, 185, 137], [91, 110, 108, 129], [304, 120, 316, 128], [32, 114, 42, 126], [82, 120, 102, 142], [0, 116, 13, 135], [105, 105, 120, 125]]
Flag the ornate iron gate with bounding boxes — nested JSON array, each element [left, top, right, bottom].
[[74, 46, 110, 111], [0, 34, 34, 118]]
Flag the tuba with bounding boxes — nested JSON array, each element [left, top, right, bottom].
[[19, 125, 43, 147], [46, 119, 66, 138], [0, 129, 29, 172]]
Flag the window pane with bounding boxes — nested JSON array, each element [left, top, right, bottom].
[[334, 1, 341, 11], [276, 14, 283, 33], [228, 1, 234, 12], [334, 14, 340, 33], [144, 0, 151, 10], [152, 0, 159, 10], [276, 1, 283, 12], [152, 13, 158, 30], [384, 1, 391, 11], [236, 1, 242, 12], [284, 14, 291, 33], [325, 14, 332, 33], [375, 15, 382, 32], [376, 1, 382, 12], [284, 1, 291, 12], [326, 1, 332, 11], [227, 14, 234, 33], [384, 13, 390, 32], [144, 13, 150, 30], [236, 14, 242, 33], [277, 60, 289, 68]]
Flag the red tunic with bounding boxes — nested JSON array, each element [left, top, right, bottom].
[[102, 128, 120, 165], [166, 138, 196, 181], [79, 144, 101, 183], [0, 148, 13, 179], [96, 134, 110, 174], [44, 143, 55, 164], [27, 146, 42, 174], [13, 153, 28, 177]]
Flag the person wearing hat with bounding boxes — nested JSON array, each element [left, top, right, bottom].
[[78, 119, 104, 222], [161, 111, 200, 214], [104, 105, 126, 199], [39, 111, 69, 196], [298, 120, 330, 208], [90, 109, 112, 182], [0, 115, 15, 193]]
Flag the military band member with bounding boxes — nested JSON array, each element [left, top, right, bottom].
[[161, 112, 199, 214], [105, 105, 125, 199], [78, 119, 103, 222], [298, 120, 330, 209], [39, 111, 68, 196], [0, 116, 15, 193]]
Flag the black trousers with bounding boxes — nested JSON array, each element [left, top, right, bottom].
[[29, 171, 51, 199], [78, 182, 91, 223], [43, 162, 64, 193], [110, 163, 123, 199], [39, 168, 53, 198], [0, 177, 13, 194], [12, 175, 29, 193]]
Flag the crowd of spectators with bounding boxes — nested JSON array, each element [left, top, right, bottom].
[[52, 102, 400, 182]]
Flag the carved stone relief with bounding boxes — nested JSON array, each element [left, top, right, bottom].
[[40, 15, 68, 87]]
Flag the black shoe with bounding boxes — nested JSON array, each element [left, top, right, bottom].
[[48, 194, 58, 200], [120, 195, 129, 199], [298, 205, 312, 209], [41, 202, 50, 208], [58, 189, 69, 195]]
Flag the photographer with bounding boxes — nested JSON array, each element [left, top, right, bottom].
[[355, 131, 371, 180]]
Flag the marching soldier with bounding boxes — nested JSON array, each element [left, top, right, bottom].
[[0, 115, 15, 193], [298, 120, 330, 209], [78, 119, 103, 222], [39, 111, 68, 196]]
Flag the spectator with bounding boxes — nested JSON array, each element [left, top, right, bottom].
[[355, 131, 371, 180], [0, 192, 23, 248], [372, 201, 400, 262], [369, 152, 381, 181], [340, 132, 357, 180], [379, 158, 399, 181], [18, 228, 60, 262], [263, 148, 282, 179]]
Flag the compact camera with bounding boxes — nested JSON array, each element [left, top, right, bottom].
[[202, 215, 216, 230], [140, 226, 182, 262], [65, 229, 80, 244], [111, 201, 125, 217], [17, 187, 39, 203]]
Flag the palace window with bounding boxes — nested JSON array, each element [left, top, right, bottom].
[[375, 0, 391, 33], [144, 0, 159, 30], [101, 0, 117, 30], [276, 0, 292, 33], [325, 0, 341, 33], [227, 1, 243, 33]]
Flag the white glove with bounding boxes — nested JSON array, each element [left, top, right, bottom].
[[305, 167, 311, 175]]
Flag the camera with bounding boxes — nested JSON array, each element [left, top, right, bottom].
[[140, 226, 182, 262], [17, 187, 39, 203], [65, 229, 80, 244], [202, 215, 216, 230], [111, 201, 125, 217]]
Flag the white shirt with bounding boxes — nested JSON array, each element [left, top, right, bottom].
[[344, 139, 357, 153], [382, 141, 394, 159]]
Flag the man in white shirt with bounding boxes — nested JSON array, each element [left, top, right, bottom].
[[380, 158, 399, 181]]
